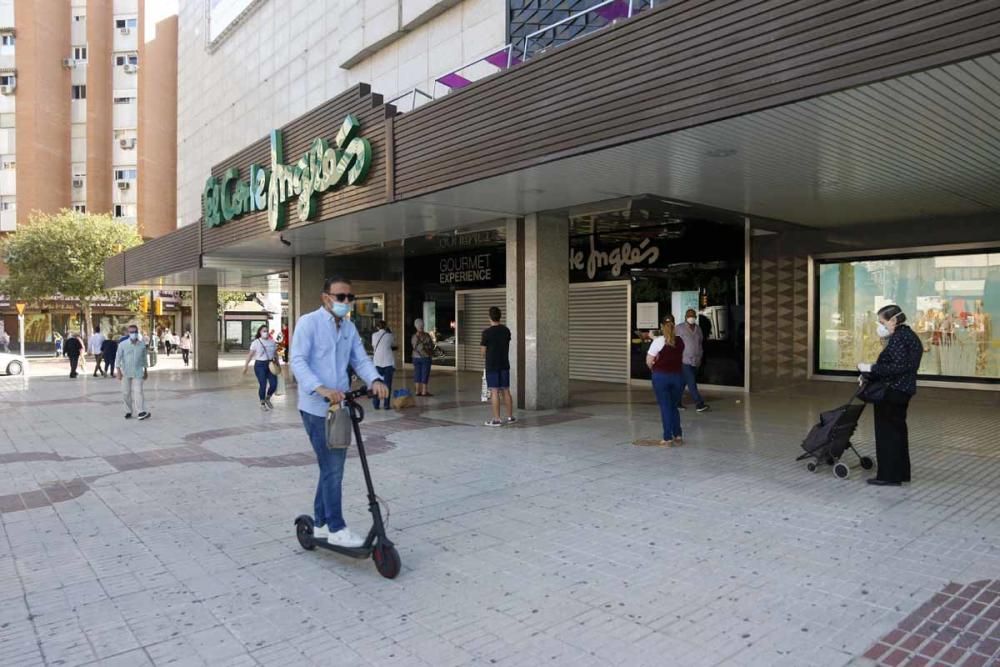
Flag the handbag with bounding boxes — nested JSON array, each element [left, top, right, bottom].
[[857, 376, 888, 403], [268, 358, 281, 376], [481, 370, 490, 402], [325, 405, 353, 449]]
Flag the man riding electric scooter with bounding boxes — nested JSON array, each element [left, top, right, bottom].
[[290, 276, 390, 549]]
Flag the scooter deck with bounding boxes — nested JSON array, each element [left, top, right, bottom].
[[308, 538, 371, 559]]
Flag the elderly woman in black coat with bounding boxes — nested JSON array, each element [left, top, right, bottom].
[[857, 304, 923, 486]]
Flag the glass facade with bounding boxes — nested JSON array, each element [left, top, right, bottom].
[[816, 251, 1000, 382]]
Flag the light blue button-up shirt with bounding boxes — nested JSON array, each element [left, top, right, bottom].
[[291, 306, 382, 417]]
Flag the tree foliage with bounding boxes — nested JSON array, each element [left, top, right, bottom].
[[218, 290, 250, 316], [0, 209, 144, 333]]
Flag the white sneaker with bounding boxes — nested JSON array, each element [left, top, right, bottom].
[[326, 527, 364, 548], [312, 524, 330, 540]]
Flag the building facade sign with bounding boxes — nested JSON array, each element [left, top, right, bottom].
[[570, 235, 661, 281], [201, 114, 372, 232]]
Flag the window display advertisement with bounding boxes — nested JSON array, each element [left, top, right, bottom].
[[816, 251, 1000, 382]]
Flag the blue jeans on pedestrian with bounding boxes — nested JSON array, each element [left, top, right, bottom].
[[413, 357, 431, 384], [301, 410, 348, 533], [254, 360, 277, 401], [373, 365, 394, 409], [680, 363, 705, 408], [652, 371, 684, 439]]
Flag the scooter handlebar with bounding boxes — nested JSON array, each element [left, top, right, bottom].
[[343, 387, 370, 401]]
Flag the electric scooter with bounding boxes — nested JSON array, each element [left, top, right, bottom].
[[294, 387, 401, 579]]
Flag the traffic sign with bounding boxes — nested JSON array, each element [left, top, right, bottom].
[[14, 301, 26, 316]]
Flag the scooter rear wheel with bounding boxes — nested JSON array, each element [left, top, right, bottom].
[[373, 543, 401, 579], [295, 516, 316, 551]]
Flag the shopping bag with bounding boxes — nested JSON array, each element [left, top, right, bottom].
[[481, 370, 490, 402], [325, 405, 353, 449], [391, 388, 415, 410]]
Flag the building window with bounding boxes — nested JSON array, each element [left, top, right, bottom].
[[114, 53, 139, 66], [0, 75, 15, 87], [114, 168, 137, 181], [816, 251, 1000, 382], [0, 201, 14, 211], [1, 157, 15, 169], [73, 204, 86, 213], [114, 18, 138, 30], [72, 85, 86, 100], [1, 35, 14, 47], [73, 46, 88, 62], [0, 113, 13, 128], [113, 96, 135, 104], [74, 15, 85, 22]]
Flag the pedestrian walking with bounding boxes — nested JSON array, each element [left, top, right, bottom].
[[676, 308, 710, 412], [101, 335, 119, 378], [857, 304, 923, 486], [88, 326, 107, 377], [646, 314, 685, 446], [162, 329, 174, 356], [370, 321, 396, 410], [481, 306, 515, 426], [290, 275, 388, 547], [54, 332, 63, 357], [116, 324, 150, 420], [243, 325, 279, 410], [411, 319, 434, 396], [0, 328, 9, 353], [179, 331, 192, 366], [64, 332, 84, 378]]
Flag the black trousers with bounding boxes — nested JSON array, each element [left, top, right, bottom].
[[181, 349, 190, 365], [873, 388, 912, 483], [68, 354, 80, 377]]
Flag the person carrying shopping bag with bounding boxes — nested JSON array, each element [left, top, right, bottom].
[[243, 325, 279, 411], [646, 314, 686, 447], [370, 321, 396, 410]]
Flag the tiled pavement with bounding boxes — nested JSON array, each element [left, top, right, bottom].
[[0, 364, 998, 666]]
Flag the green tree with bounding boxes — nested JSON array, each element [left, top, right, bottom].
[[218, 290, 249, 316], [0, 209, 143, 336]]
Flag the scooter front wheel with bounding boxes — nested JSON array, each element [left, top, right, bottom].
[[373, 543, 401, 579], [295, 515, 317, 551]]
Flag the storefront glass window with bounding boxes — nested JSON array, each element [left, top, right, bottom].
[[816, 251, 1000, 381]]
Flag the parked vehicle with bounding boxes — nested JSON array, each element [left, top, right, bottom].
[[0, 352, 26, 376]]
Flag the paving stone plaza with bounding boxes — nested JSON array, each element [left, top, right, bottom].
[[1, 359, 998, 666]]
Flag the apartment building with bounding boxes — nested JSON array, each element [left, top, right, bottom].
[[0, 0, 179, 352]]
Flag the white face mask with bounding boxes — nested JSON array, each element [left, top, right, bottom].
[[686, 317, 697, 325], [876, 323, 891, 338]]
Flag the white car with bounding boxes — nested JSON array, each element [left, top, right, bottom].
[[0, 351, 25, 375]]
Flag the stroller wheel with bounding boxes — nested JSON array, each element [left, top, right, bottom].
[[833, 462, 850, 479], [860, 456, 875, 471], [806, 462, 817, 473]]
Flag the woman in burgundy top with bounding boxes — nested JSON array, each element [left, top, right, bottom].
[[646, 315, 686, 446]]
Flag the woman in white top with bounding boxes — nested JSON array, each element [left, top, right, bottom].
[[179, 331, 192, 366], [370, 320, 396, 410], [243, 325, 279, 410]]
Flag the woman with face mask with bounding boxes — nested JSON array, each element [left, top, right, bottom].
[[646, 314, 686, 446], [857, 304, 923, 486], [243, 324, 279, 411]]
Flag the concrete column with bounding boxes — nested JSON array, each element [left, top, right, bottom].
[[292, 256, 326, 324], [506, 214, 569, 410], [192, 284, 218, 371], [86, 0, 114, 215], [264, 274, 282, 336]]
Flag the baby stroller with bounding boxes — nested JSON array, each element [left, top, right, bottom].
[[796, 388, 875, 479]]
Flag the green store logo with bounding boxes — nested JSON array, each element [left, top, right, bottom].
[[201, 114, 372, 232]]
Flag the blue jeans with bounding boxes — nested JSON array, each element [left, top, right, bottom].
[[301, 410, 348, 532], [373, 365, 394, 408], [680, 363, 705, 408], [413, 357, 431, 384], [254, 360, 278, 401], [652, 372, 684, 439]]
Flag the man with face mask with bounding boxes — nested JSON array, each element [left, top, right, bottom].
[[116, 324, 150, 420], [290, 276, 390, 548], [675, 308, 710, 412], [857, 304, 923, 486]]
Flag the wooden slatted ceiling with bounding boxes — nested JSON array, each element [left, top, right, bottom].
[[123, 222, 200, 285], [201, 84, 392, 254], [392, 0, 1000, 198]]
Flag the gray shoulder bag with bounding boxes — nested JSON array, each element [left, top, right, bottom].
[[325, 405, 353, 449]]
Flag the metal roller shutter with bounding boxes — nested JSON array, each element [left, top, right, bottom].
[[457, 289, 506, 372], [569, 282, 629, 383]]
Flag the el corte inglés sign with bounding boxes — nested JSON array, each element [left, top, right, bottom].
[[201, 114, 372, 232]]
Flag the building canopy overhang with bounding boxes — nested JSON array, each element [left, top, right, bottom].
[[106, 0, 1000, 290]]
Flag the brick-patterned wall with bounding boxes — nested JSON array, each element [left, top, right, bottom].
[[750, 251, 810, 389]]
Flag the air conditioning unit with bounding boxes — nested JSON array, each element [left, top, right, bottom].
[[72, 178, 84, 188], [62, 58, 77, 69], [119, 27, 130, 35], [119, 138, 136, 149], [116, 180, 130, 190], [123, 63, 137, 74], [0, 83, 14, 95]]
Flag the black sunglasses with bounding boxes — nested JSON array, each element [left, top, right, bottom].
[[325, 292, 356, 303]]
